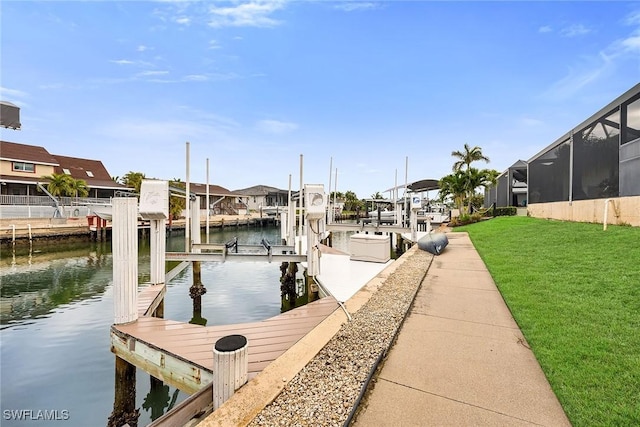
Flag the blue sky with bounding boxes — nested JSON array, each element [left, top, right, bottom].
[[1, 1, 639, 199]]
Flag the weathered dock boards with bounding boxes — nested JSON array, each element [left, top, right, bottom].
[[110, 296, 338, 394]]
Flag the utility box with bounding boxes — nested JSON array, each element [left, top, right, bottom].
[[349, 233, 390, 263], [139, 180, 169, 220]]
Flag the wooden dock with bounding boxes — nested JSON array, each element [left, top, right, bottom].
[[110, 285, 339, 394]]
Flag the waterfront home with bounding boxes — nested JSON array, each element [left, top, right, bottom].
[[188, 182, 247, 216], [233, 185, 289, 214]]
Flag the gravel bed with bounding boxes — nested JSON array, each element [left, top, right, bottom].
[[249, 249, 433, 427]]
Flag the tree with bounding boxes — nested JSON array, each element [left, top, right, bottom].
[[464, 168, 498, 213], [329, 191, 344, 201], [451, 143, 490, 173], [68, 178, 89, 198], [439, 168, 500, 214], [448, 144, 492, 213], [168, 179, 186, 222], [370, 191, 384, 200], [438, 171, 467, 212], [120, 171, 146, 194], [343, 191, 360, 211], [42, 173, 73, 197]]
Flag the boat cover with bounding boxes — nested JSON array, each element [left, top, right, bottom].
[[417, 232, 449, 255]]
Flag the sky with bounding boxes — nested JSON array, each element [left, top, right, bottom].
[[1, 1, 639, 199]]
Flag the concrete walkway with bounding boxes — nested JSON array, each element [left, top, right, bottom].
[[352, 232, 572, 427]]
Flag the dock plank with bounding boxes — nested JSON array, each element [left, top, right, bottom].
[[111, 295, 339, 392]]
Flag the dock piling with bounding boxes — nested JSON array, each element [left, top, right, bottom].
[[213, 335, 248, 410], [107, 356, 139, 427], [113, 198, 139, 325]]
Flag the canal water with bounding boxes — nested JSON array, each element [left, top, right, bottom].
[[0, 225, 353, 426]]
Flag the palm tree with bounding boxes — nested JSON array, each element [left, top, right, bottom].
[[343, 190, 360, 211], [68, 178, 89, 198], [451, 143, 490, 173], [42, 173, 73, 197], [464, 168, 498, 213], [120, 171, 146, 194], [168, 179, 186, 224], [438, 171, 467, 212]]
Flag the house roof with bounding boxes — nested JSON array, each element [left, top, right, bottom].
[[53, 154, 128, 190], [188, 182, 243, 197], [233, 185, 288, 196], [0, 140, 59, 166]]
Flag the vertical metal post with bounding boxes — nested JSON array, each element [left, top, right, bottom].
[[206, 158, 210, 244], [568, 132, 574, 204], [185, 142, 191, 252], [298, 155, 304, 255], [328, 157, 333, 224]]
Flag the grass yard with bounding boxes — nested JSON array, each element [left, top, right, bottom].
[[455, 217, 640, 426]]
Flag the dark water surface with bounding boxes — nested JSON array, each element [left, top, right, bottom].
[[0, 225, 333, 426]]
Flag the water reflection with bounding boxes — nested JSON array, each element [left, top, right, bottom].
[[0, 242, 114, 329], [142, 377, 179, 422], [1, 225, 355, 426]]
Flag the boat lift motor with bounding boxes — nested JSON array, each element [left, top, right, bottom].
[[410, 194, 421, 241], [304, 184, 327, 277]]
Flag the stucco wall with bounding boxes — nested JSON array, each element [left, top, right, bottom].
[[528, 196, 640, 227]]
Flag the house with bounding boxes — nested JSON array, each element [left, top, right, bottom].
[[233, 185, 289, 212], [188, 182, 247, 215], [0, 140, 129, 197], [483, 82, 640, 226], [0, 141, 131, 204]]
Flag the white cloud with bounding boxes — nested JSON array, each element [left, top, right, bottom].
[[538, 25, 552, 34], [624, 9, 640, 26], [208, 40, 222, 49], [334, 2, 378, 12], [207, 1, 285, 28], [110, 59, 135, 65], [256, 119, 298, 134], [543, 9, 639, 99], [183, 74, 209, 81], [0, 86, 29, 99], [560, 24, 591, 37], [621, 34, 640, 52], [175, 16, 191, 25], [137, 70, 170, 77], [137, 45, 149, 52]]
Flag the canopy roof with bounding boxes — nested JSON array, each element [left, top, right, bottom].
[[408, 179, 440, 192], [384, 179, 440, 193]]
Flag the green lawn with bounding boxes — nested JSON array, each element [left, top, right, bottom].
[[455, 217, 640, 426]]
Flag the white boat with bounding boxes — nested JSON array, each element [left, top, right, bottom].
[[369, 210, 402, 219], [259, 206, 287, 217], [87, 203, 113, 220], [418, 204, 450, 224]]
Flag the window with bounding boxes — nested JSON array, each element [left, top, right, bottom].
[[86, 171, 94, 177], [62, 168, 71, 175], [12, 162, 35, 173]]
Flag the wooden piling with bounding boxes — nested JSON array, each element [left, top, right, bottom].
[[107, 356, 139, 427]]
